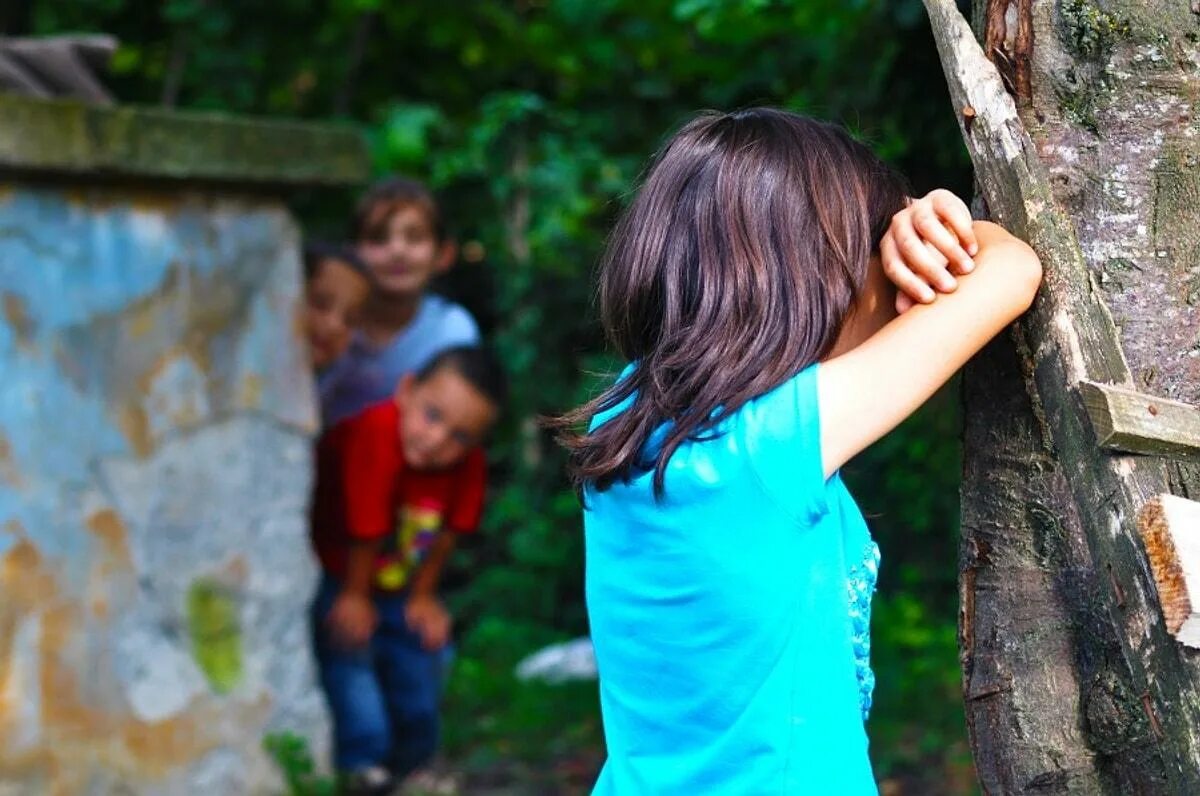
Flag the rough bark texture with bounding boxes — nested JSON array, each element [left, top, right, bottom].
[[961, 336, 1106, 793], [924, 1, 1200, 792], [1026, 1, 1200, 403]]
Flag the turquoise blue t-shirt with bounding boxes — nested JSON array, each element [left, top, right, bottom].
[[585, 363, 879, 795]]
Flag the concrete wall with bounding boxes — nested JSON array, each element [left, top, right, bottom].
[[0, 96, 368, 795]]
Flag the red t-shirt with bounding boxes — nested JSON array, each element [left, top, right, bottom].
[[310, 400, 487, 591]]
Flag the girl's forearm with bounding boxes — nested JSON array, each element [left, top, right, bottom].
[[819, 221, 1042, 476]]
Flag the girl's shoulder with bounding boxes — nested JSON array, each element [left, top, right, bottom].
[[747, 363, 821, 422], [584, 363, 827, 517], [738, 363, 828, 523]]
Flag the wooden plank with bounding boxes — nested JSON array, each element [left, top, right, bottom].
[[1080, 381, 1200, 461], [1139, 495, 1200, 648]]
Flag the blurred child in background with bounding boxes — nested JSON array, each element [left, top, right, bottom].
[[302, 241, 371, 373], [310, 346, 506, 795], [319, 177, 480, 427]]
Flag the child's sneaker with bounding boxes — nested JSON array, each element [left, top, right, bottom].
[[340, 764, 395, 796]]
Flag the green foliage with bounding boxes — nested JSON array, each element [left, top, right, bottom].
[[442, 619, 603, 763], [263, 732, 337, 796], [25, 0, 975, 790]]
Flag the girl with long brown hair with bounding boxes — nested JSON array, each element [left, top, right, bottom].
[[552, 108, 1041, 793]]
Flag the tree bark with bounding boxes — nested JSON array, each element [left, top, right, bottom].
[[923, 0, 1200, 792]]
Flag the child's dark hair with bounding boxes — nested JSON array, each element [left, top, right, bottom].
[[550, 108, 910, 497], [353, 176, 446, 243], [303, 241, 369, 282], [417, 345, 508, 411]]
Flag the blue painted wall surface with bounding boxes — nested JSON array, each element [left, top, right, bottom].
[[0, 184, 325, 794]]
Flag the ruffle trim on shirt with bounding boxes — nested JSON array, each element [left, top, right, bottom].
[[848, 541, 880, 721]]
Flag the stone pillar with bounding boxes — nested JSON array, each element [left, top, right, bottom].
[[0, 94, 368, 794]]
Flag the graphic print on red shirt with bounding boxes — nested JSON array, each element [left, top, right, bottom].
[[310, 400, 487, 590]]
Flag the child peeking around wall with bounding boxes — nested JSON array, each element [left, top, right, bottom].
[[301, 241, 371, 373], [319, 177, 480, 428], [308, 345, 506, 795]]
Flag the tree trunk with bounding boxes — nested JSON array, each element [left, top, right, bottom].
[[923, 1, 1200, 793]]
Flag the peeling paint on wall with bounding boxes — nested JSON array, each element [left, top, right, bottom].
[[0, 184, 326, 794]]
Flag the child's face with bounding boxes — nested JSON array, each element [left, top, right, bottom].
[[358, 204, 451, 298], [395, 367, 497, 471], [304, 258, 370, 369]]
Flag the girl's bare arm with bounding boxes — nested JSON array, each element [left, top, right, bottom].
[[817, 221, 1042, 478]]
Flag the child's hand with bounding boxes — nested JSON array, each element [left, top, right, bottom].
[[325, 591, 378, 649], [880, 189, 979, 313], [405, 594, 452, 651]]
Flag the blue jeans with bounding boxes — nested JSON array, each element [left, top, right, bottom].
[[310, 576, 446, 777]]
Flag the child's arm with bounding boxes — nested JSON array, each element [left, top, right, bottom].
[[325, 540, 380, 648], [410, 533, 457, 598], [404, 450, 486, 650], [405, 533, 458, 651], [883, 189, 979, 313], [322, 409, 397, 647], [818, 220, 1042, 477]]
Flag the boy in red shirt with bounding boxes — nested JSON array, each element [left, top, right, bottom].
[[309, 345, 505, 794]]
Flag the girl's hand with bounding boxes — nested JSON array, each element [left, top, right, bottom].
[[820, 220, 1042, 478], [880, 189, 979, 313]]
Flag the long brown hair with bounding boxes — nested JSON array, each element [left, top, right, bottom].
[[551, 108, 909, 497]]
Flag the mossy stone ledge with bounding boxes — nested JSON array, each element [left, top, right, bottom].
[[0, 93, 369, 187]]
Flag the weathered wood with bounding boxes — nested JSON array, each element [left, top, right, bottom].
[[1081, 382, 1200, 462], [924, 0, 1200, 791], [961, 336, 1104, 794], [1139, 495, 1200, 647]]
